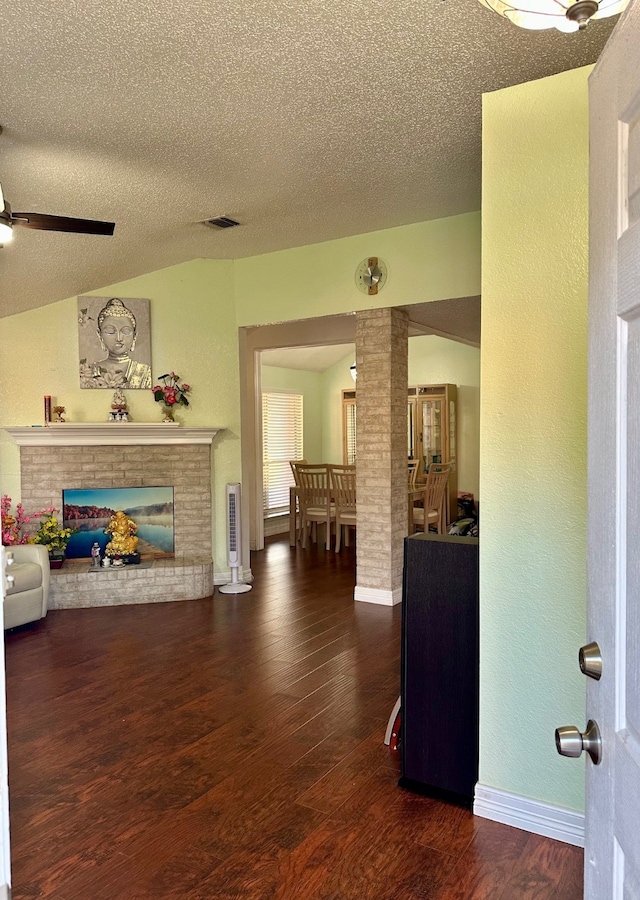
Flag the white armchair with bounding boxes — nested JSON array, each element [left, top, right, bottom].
[[4, 544, 50, 629]]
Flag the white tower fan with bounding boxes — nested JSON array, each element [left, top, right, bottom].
[[218, 483, 252, 594]]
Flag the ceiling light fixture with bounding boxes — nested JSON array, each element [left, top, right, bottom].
[[478, 0, 628, 31]]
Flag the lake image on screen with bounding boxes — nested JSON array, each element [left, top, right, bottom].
[[63, 487, 174, 559]]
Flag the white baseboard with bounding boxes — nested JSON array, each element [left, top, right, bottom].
[[214, 568, 253, 586], [263, 515, 289, 537], [473, 783, 585, 848], [354, 585, 402, 606]]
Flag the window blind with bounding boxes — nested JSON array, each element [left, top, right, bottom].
[[345, 402, 356, 465], [262, 392, 303, 515]]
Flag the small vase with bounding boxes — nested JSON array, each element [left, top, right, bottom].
[[161, 404, 175, 423], [49, 553, 65, 570]]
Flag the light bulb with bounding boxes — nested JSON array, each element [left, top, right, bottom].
[[0, 221, 13, 243]]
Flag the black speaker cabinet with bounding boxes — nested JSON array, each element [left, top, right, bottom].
[[399, 533, 479, 807]]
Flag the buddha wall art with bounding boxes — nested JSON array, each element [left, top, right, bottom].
[[78, 295, 152, 390]]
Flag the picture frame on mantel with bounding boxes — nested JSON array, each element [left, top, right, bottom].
[[78, 296, 152, 390]]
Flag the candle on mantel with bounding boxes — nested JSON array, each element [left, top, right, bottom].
[[44, 396, 52, 425]]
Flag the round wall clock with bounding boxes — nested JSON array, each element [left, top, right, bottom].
[[355, 256, 388, 295]]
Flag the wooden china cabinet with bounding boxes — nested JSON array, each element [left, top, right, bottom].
[[343, 383, 458, 523]]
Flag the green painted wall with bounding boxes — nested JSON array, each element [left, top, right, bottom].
[[234, 212, 481, 327], [480, 66, 591, 811], [260, 365, 324, 463], [0, 258, 239, 576], [320, 353, 355, 465]]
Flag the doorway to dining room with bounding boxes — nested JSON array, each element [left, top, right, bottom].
[[239, 297, 480, 589]]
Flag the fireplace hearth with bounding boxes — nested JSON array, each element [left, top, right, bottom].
[[5, 424, 222, 608]]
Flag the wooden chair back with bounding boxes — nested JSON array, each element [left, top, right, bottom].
[[407, 460, 419, 489], [422, 463, 451, 530], [330, 465, 356, 513], [296, 463, 334, 550], [330, 464, 356, 552], [289, 459, 308, 486], [296, 464, 331, 509]]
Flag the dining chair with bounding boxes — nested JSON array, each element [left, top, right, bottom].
[[411, 463, 451, 535], [407, 459, 419, 490], [295, 463, 335, 550], [330, 464, 356, 552], [288, 459, 307, 544], [289, 459, 307, 484]]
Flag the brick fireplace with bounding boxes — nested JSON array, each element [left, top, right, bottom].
[[5, 424, 222, 608]]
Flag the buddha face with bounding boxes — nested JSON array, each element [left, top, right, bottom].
[[99, 315, 136, 358]]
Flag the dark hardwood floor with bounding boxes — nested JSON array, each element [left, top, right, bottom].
[[5, 536, 583, 899]]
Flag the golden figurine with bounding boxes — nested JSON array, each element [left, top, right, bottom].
[[109, 388, 129, 422], [104, 510, 139, 558]]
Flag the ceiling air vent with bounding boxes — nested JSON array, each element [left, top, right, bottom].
[[204, 216, 240, 229]]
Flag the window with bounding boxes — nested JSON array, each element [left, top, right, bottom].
[[342, 390, 356, 465], [262, 392, 303, 516]]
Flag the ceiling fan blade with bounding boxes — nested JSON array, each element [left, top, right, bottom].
[[0, 183, 4, 214], [11, 212, 115, 235]]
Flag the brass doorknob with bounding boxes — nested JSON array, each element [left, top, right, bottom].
[[555, 719, 602, 765]]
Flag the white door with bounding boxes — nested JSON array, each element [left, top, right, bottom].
[[0, 548, 12, 898], [586, 1, 640, 894]]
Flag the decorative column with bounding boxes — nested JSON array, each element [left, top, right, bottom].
[[354, 307, 408, 605]]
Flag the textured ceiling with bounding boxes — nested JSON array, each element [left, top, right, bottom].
[[400, 296, 481, 346], [0, 0, 616, 317], [261, 344, 356, 373]]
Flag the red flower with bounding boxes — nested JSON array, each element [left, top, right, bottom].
[[151, 373, 191, 410], [164, 388, 178, 405]]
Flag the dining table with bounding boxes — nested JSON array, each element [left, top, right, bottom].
[[291, 483, 439, 544]]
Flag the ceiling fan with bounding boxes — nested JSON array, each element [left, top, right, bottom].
[[0, 182, 115, 244]]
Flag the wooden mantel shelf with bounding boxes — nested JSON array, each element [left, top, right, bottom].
[[4, 423, 224, 447]]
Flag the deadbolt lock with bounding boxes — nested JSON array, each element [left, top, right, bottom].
[[579, 641, 602, 680]]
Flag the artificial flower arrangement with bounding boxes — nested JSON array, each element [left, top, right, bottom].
[[1, 495, 76, 555], [31, 510, 77, 557], [1, 495, 48, 545], [152, 372, 190, 421], [152, 372, 190, 408]]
